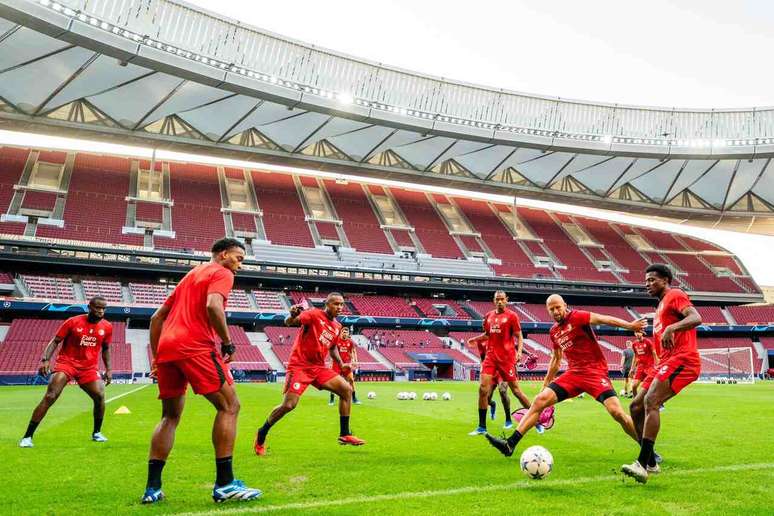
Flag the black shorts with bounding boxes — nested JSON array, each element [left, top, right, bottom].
[[623, 367, 632, 378]]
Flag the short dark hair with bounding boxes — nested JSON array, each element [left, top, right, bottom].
[[646, 263, 673, 283], [493, 290, 508, 298], [327, 292, 344, 300], [89, 295, 107, 305], [211, 238, 245, 254]]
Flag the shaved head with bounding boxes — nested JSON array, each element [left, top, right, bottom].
[[545, 294, 568, 323]]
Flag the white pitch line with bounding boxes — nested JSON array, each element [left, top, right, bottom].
[[105, 383, 150, 403], [176, 462, 774, 515]]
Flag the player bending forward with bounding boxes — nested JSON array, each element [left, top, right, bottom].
[[254, 293, 365, 455], [142, 238, 261, 504], [329, 327, 361, 406], [485, 294, 646, 457], [467, 291, 534, 436], [20, 296, 112, 447], [622, 264, 702, 483]]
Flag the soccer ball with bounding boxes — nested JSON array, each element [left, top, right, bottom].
[[442, 392, 452, 400], [619, 389, 626, 397], [520, 445, 553, 480], [397, 392, 406, 400], [422, 392, 430, 400], [429, 392, 438, 400], [408, 391, 417, 400], [367, 391, 376, 399]]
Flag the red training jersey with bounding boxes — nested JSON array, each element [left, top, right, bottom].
[[288, 308, 342, 368], [549, 309, 607, 373], [653, 288, 698, 360], [156, 262, 234, 363], [632, 337, 658, 370], [55, 315, 112, 370], [483, 309, 521, 364], [335, 338, 354, 363], [476, 339, 488, 359]]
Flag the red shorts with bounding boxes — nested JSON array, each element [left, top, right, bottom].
[[156, 351, 233, 399], [633, 364, 655, 382], [481, 356, 517, 383], [54, 362, 100, 385], [284, 365, 339, 396], [641, 354, 700, 395], [332, 362, 354, 380], [550, 369, 616, 402]]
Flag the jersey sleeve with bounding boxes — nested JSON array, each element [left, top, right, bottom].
[[207, 268, 234, 301], [102, 324, 113, 347], [55, 318, 72, 340], [669, 289, 693, 315], [574, 310, 592, 326], [162, 286, 177, 308], [298, 309, 314, 326]]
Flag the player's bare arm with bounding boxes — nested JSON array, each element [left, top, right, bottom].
[[329, 344, 345, 370], [351, 346, 358, 369], [206, 293, 234, 362], [542, 347, 563, 388], [101, 344, 112, 385], [660, 306, 702, 349], [149, 303, 171, 375], [38, 336, 63, 376], [588, 313, 647, 333], [284, 304, 304, 326], [516, 331, 524, 362]]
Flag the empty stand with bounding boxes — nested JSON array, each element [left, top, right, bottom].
[[348, 294, 416, 317], [252, 290, 284, 311], [728, 305, 774, 325], [81, 279, 123, 303], [412, 297, 471, 319], [391, 189, 463, 258], [168, 162, 225, 251], [22, 275, 75, 301], [323, 180, 392, 253], [129, 282, 170, 305], [0, 147, 29, 236], [251, 172, 314, 247]]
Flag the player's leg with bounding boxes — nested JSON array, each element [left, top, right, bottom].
[[79, 379, 107, 441], [472, 374, 495, 434], [320, 371, 365, 445], [498, 382, 513, 428], [204, 381, 261, 501], [485, 386, 559, 457], [329, 391, 336, 405], [505, 378, 530, 409], [631, 378, 640, 397], [21, 371, 70, 445], [629, 386, 647, 441], [601, 394, 639, 442], [143, 395, 185, 502], [255, 390, 301, 452], [349, 375, 360, 404]]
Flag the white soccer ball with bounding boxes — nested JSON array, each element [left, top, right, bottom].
[[429, 392, 438, 400], [442, 392, 452, 400], [619, 389, 626, 397], [520, 445, 554, 480], [408, 391, 417, 400], [397, 392, 406, 400], [367, 391, 376, 399], [422, 392, 431, 400]]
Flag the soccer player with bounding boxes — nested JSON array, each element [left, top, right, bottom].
[[467, 291, 531, 436], [329, 326, 360, 406], [19, 296, 112, 447], [631, 332, 659, 397], [141, 238, 261, 504], [621, 340, 635, 397], [622, 264, 702, 483], [254, 293, 365, 455], [467, 335, 514, 429], [485, 294, 647, 457]]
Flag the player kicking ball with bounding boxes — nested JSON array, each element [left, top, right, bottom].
[[20, 296, 113, 447], [485, 294, 646, 457], [622, 264, 702, 483], [467, 291, 533, 436], [329, 327, 361, 406], [254, 293, 365, 455]]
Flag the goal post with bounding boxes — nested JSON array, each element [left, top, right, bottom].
[[697, 347, 755, 384]]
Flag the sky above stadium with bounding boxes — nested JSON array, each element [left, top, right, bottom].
[[187, 0, 774, 109]]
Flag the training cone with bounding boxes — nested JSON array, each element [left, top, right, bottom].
[[113, 405, 131, 414]]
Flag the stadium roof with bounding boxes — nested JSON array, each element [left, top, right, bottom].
[[0, 0, 772, 235]]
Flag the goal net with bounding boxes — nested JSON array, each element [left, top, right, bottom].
[[697, 347, 755, 384]]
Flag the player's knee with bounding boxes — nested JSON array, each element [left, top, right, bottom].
[[534, 391, 552, 408], [478, 384, 489, 398], [281, 398, 298, 411], [498, 384, 508, 395], [224, 397, 240, 416], [341, 382, 353, 398], [43, 391, 59, 405], [644, 392, 661, 411]]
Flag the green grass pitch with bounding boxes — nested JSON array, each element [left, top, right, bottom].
[[2, 381, 772, 515]]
